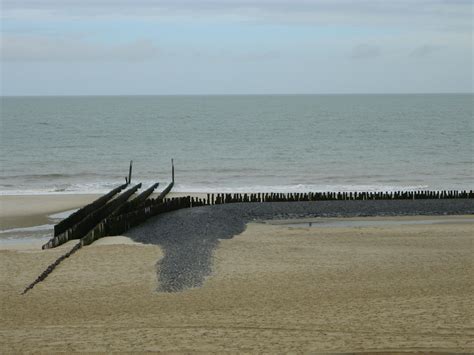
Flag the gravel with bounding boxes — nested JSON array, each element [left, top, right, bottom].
[[125, 199, 474, 292]]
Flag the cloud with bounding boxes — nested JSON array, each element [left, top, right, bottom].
[[0, 35, 161, 62], [351, 44, 381, 59], [239, 50, 281, 61], [411, 44, 442, 57], [2, 1, 472, 32]]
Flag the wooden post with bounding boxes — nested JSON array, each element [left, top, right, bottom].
[[52, 183, 127, 238], [171, 158, 175, 183], [128, 160, 133, 185], [115, 182, 159, 216]]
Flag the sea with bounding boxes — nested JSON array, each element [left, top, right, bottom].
[[1, 94, 473, 195]]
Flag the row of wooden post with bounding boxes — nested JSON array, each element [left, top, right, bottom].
[[82, 193, 188, 245], [54, 183, 128, 237], [163, 190, 474, 207], [80, 188, 474, 245], [47, 187, 473, 250], [55, 161, 134, 237], [44, 159, 176, 249], [42, 184, 142, 249], [87, 188, 474, 243], [23, 188, 180, 294]]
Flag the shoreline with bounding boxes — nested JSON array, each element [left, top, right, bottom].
[[1, 193, 473, 224], [1, 193, 473, 251], [0, 192, 211, 231], [0, 194, 102, 229]]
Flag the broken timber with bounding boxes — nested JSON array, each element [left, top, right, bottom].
[[22, 191, 180, 295], [23, 161, 179, 294], [43, 159, 176, 250], [115, 182, 159, 215], [53, 183, 127, 237], [81, 173, 175, 247], [127, 160, 133, 184], [42, 184, 142, 249]]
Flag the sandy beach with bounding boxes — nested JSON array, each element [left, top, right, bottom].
[[0, 192, 209, 230], [2, 3, 472, 350], [0, 194, 101, 230], [1, 210, 473, 352]]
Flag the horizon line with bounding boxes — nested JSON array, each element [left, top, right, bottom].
[[1, 91, 473, 98]]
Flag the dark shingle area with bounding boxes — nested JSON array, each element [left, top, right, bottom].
[[125, 199, 474, 292]]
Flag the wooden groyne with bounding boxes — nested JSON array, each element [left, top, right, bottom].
[[23, 161, 176, 294], [43, 188, 474, 250], [43, 160, 176, 250], [82, 189, 474, 244], [22, 191, 180, 295], [115, 182, 159, 215], [22, 241, 83, 295], [82, 192, 183, 246], [52, 161, 134, 238], [42, 184, 142, 249], [23, 156, 473, 294], [53, 183, 128, 237], [189, 190, 474, 206]]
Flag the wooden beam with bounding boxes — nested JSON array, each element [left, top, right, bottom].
[[54, 183, 127, 237]]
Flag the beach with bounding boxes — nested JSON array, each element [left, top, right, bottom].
[[0, 194, 101, 229], [1, 193, 473, 352], [2, 1, 473, 351]]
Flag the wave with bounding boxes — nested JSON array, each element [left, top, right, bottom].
[[0, 172, 119, 180], [0, 173, 71, 180], [1, 179, 472, 196], [171, 183, 433, 193], [48, 209, 78, 220]]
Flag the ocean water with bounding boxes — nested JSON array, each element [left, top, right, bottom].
[[0, 94, 472, 195]]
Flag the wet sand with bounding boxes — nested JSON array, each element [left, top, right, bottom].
[[0, 194, 101, 230], [1, 217, 473, 352], [0, 192, 204, 230]]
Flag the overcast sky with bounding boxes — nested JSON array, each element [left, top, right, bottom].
[[1, 0, 472, 95]]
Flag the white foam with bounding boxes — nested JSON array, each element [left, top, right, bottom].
[[48, 209, 78, 220], [171, 183, 432, 194], [1, 180, 470, 196], [0, 224, 54, 234], [0, 180, 161, 196]]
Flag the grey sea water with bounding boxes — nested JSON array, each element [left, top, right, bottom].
[[0, 94, 472, 195]]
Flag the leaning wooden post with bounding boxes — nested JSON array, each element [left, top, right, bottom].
[[171, 158, 175, 184], [128, 160, 133, 185]]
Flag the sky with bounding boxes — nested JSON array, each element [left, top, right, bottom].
[[1, 0, 472, 95]]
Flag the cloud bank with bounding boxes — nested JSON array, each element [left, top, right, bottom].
[[1, 0, 472, 95], [1, 36, 161, 62], [2, 0, 472, 31]]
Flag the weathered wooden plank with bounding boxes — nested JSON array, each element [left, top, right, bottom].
[[42, 184, 142, 249], [115, 182, 159, 216], [54, 183, 127, 236], [128, 160, 133, 184]]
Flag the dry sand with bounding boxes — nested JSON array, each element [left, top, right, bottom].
[[1, 216, 473, 353]]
